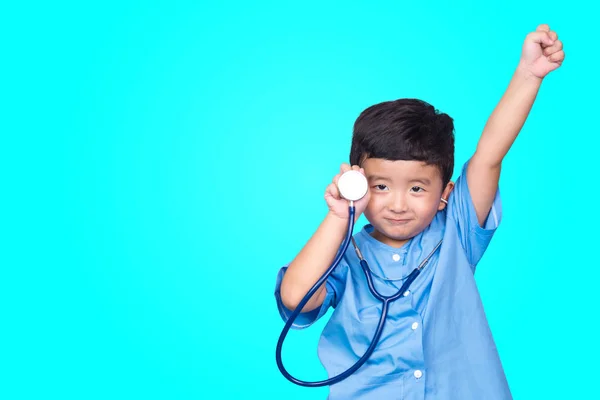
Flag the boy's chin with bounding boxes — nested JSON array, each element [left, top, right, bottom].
[[371, 224, 417, 242]]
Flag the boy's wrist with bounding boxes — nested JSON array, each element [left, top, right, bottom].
[[516, 62, 544, 85], [326, 210, 349, 222], [325, 210, 353, 226], [325, 210, 361, 229]]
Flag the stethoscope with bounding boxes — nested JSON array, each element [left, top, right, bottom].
[[276, 170, 443, 387]]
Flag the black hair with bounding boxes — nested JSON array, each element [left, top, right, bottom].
[[349, 98, 455, 189]]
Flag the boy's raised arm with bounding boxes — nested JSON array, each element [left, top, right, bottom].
[[468, 24, 564, 227]]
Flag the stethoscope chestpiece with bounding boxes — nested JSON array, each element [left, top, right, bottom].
[[337, 170, 368, 202]]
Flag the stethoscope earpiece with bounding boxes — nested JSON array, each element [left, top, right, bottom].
[[337, 170, 368, 201]]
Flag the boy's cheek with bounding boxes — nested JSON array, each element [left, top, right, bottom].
[[363, 208, 375, 221], [364, 200, 380, 215]]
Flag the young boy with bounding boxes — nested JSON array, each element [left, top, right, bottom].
[[274, 24, 564, 399]]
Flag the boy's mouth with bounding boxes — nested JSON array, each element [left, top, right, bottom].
[[385, 218, 412, 225]]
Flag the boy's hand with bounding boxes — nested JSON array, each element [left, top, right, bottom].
[[519, 24, 565, 79], [325, 163, 371, 221]]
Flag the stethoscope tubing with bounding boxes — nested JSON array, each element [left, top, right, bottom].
[[275, 205, 439, 387], [276, 206, 359, 387]]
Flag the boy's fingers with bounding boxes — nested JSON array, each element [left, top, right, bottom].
[[326, 183, 341, 199], [543, 40, 563, 55], [548, 50, 565, 63], [536, 23, 550, 32], [528, 31, 554, 46], [333, 173, 341, 186], [340, 163, 351, 174]]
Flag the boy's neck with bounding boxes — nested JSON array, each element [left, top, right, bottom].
[[370, 229, 410, 249]]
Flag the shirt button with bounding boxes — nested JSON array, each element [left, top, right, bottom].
[[411, 322, 419, 330], [414, 370, 423, 379], [392, 254, 400, 261], [404, 290, 411, 297]]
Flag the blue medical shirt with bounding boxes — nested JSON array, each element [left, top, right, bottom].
[[274, 160, 512, 399]]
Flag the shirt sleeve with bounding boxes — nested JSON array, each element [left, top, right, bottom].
[[274, 260, 348, 330], [447, 158, 503, 271]]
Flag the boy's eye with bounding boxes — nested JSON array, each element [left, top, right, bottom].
[[374, 184, 389, 191], [411, 186, 424, 193]]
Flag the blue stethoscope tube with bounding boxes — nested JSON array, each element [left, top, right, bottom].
[[275, 204, 442, 387]]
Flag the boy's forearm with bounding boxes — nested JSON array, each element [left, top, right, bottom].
[[475, 65, 543, 166], [280, 212, 349, 312]]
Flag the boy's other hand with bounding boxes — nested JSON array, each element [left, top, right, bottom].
[[519, 24, 565, 79], [325, 163, 371, 222]]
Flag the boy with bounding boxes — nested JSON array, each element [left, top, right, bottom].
[[274, 24, 564, 399]]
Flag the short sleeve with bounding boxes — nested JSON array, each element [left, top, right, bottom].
[[448, 158, 502, 270], [274, 261, 348, 330]]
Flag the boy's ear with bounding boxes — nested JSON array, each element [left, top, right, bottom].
[[438, 181, 455, 211]]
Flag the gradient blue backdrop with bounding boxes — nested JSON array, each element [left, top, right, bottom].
[[2, 1, 598, 399]]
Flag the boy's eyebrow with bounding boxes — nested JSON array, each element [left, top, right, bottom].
[[367, 175, 392, 182], [368, 175, 432, 186], [410, 178, 432, 186]]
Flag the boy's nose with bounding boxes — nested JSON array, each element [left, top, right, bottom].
[[389, 193, 409, 213]]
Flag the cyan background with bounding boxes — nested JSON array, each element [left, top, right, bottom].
[[2, 1, 598, 399]]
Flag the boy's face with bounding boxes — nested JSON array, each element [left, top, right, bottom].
[[361, 158, 454, 248]]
